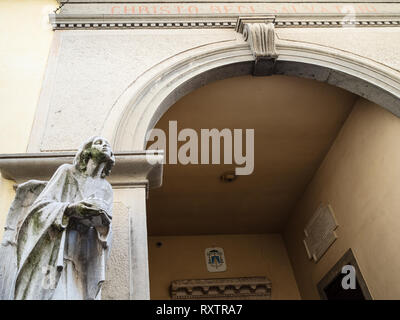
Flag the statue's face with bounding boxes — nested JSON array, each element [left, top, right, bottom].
[[91, 137, 113, 160]]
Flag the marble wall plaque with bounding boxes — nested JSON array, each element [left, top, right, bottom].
[[303, 204, 338, 262]]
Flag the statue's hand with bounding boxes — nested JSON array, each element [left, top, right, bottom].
[[66, 200, 105, 219]]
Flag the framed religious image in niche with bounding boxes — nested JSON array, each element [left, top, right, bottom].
[[317, 249, 372, 300]]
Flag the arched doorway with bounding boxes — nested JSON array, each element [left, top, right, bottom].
[[144, 72, 397, 299], [100, 37, 400, 300]]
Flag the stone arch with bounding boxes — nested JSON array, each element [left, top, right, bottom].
[[101, 37, 400, 151]]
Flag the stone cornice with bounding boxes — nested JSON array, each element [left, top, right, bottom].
[[170, 277, 272, 299], [51, 1, 400, 29], [0, 151, 164, 191], [50, 13, 400, 30]]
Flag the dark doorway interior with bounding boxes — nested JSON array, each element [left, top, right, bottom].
[[317, 249, 372, 300], [323, 271, 365, 300]]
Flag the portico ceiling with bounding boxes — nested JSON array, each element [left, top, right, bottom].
[[146, 75, 357, 236]]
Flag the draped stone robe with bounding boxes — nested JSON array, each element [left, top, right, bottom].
[[0, 164, 113, 300]]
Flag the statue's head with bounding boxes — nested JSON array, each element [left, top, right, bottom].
[[74, 136, 115, 178]]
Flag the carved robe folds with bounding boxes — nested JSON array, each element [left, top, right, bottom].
[[0, 164, 113, 300]]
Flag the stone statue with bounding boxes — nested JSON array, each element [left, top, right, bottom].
[[0, 136, 115, 300]]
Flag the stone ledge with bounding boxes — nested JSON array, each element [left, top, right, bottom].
[[0, 151, 164, 190], [170, 276, 272, 299]]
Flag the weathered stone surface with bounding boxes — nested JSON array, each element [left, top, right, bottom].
[[0, 136, 115, 300], [102, 202, 130, 300], [0, 151, 164, 188], [277, 27, 400, 72], [28, 23, 400, 154], [29, 29, 237, 152]]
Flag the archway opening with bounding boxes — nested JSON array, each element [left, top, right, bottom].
[[145, 74, 399, 300]]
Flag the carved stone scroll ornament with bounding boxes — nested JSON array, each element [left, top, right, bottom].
[[243, 22, 278, 60], [171, 277, 271, 300], [0, 136, 115, 300], [240, 21, 278, 76]]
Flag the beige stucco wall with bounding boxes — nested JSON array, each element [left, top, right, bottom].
[[0, 0, 57, 239], [284, 97, 400, 300], [148, 233, 300, 299]]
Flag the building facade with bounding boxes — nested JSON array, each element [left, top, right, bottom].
[[1, 0, 400, 299]]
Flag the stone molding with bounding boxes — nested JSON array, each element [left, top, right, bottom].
[[170, 277, 272, 299], [50, 13, 400, 30], [103, 37, 400, 151], [0, 151, 164, 191], [108, 42, 254, 151]]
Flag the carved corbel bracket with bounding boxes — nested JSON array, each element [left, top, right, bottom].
[[236, 17, 278, 76]]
